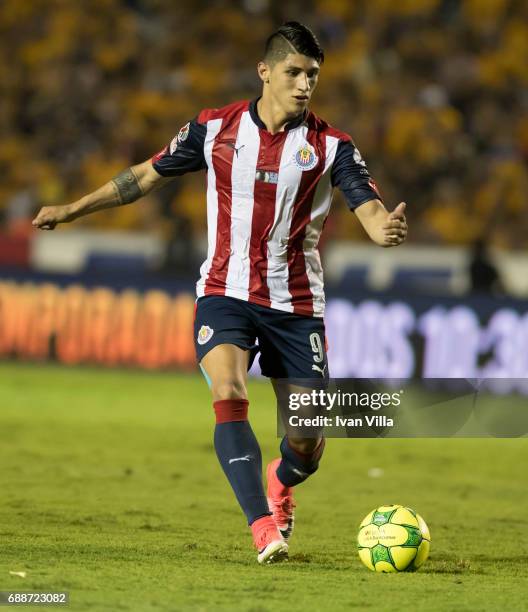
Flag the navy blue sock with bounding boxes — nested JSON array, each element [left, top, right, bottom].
[[276, 436, 325, 487], [214, 399, 271, 526]]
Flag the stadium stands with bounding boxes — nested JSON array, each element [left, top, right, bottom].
[[1, 0, 527, 253]]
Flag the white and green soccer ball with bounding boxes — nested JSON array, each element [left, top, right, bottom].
[[357, 504, 431, 572]]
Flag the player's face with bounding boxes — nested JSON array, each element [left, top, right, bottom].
[[268, 54, 320, 116]]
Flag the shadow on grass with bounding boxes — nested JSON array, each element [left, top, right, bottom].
[[288, 553, 313, 564]]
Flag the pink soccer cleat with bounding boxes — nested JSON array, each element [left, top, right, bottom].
[[251, 515, 289, 564], [266, 458, 296, 542]]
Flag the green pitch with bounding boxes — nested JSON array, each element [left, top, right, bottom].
[[0, 363, 527, 611]]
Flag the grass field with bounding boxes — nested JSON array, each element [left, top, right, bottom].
[[0, 363, 527, 611]]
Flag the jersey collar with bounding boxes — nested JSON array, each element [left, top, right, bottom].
[[249, 97, 307, 132]]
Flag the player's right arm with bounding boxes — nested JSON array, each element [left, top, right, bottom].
[[33, 117, 207, 230], [32, 161, 171, 230]]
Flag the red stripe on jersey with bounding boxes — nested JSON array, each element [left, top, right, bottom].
[[325, 125, 352, 143], [247, 132, 288, 307], [198, 100, 250, 125], [198, 108, 217, 124], [287, 131, 327, 316], [204, 110, 244, 295]]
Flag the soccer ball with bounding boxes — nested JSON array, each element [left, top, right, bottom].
[[357, 504, 430, 572]]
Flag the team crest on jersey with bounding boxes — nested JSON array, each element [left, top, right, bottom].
[[197, 325, 214, 345], [293, 143, 318, 171], [177, 122, 190, 143]]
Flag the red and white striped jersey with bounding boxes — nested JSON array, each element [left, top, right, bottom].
[[152, 99, 380, 317]]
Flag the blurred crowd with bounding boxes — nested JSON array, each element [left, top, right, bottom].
[[1, 0, 527, 251]]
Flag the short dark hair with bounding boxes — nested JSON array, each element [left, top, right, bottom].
[[264, 21, 324, 65]]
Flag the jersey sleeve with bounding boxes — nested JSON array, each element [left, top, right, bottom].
[[331, 138, 382, 210], [151, 117, 207, 176]]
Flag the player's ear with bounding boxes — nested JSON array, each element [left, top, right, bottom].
[[257, 61, 270, 84]]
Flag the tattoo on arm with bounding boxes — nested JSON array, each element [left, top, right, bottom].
[[111, 168, 144, 204]]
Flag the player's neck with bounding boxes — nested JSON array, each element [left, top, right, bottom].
[[257, 95, 303, 135]]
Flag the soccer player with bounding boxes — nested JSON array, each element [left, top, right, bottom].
[[33, 22, 407, 564]]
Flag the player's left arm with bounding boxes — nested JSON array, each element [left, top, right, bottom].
[[354, 199, 407, 248], [331, 137, 407, 248]]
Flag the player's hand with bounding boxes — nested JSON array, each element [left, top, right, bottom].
[[382, 202, 407, 247], [32, 205, 75, 230]]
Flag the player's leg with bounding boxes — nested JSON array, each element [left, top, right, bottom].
[[256, 309, 329, 541], [267, 379, 326, 541], [271, 379, 326, 486], [200, 342, 249, 401], [195, 297, 288, 563], [201, 344, 288, 563], [201, 343, 268, 525]]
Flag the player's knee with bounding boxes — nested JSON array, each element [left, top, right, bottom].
[[212, 379, 247, 401], [288, 436, 323, 455]]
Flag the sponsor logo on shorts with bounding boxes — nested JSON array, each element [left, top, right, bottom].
[[293, 143, 318, 171], [197, 325, 214, 345], [312, 363, 327, 377]]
